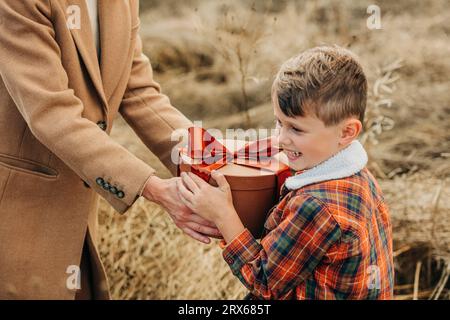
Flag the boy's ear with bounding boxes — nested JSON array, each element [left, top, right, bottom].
[[339, 118, 362, 146]]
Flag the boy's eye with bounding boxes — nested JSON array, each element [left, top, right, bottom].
[[274, 119, 303, 134]]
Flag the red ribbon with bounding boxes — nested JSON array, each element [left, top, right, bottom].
[[179, 127, 291, 193]]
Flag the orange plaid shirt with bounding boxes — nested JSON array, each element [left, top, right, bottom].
[[220, 168, 394, 300]]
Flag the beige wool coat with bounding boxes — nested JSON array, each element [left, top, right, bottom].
[[0, 0, 192, 299]]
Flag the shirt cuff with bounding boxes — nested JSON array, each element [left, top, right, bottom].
[[221, 229, 262, 275]]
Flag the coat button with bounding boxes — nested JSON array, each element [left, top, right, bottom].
[[83, 181, 90, 188], [109, 186, 118, 195], [102, 182, 110, 190], [116, 191, 125, 199], [97, 121, 107, 131], [96, 177, 104, 186]]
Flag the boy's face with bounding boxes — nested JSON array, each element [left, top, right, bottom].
[[273, 95, 346, 171]]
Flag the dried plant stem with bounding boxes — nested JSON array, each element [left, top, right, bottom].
[[395, 284, 414, 290], [413, 261, 422, 300], [430, 181, 444, 249], [430, 267, 449, 300], [393, 245, 412, 257], [236, 44, 252, 127], [395, 290, 433, 300]]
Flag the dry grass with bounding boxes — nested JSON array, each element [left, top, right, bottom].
[[97, 0, 450, 299], [98, 198, 247, 299]]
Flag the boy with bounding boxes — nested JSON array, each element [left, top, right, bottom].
[[177, 45, 394, 299]]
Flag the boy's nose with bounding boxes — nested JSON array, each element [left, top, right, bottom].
[[276, 128, 291, 148]]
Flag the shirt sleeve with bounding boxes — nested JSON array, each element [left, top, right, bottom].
[[221, 194, 342, 299]]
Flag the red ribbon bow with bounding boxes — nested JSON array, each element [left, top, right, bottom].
[[179, 127, 291, 193]]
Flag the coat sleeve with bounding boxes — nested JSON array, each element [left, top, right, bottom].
[[119, 2, 193, 176], [0, 0, 155, 214]]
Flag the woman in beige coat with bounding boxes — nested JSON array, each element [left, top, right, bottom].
[[0, 0, 218, 299]]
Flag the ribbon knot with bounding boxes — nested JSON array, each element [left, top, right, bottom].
[[180, 127, 291, 192]]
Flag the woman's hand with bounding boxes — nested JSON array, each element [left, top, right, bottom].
[[177, 171, 245, 243], [142, 175, 222, 244]]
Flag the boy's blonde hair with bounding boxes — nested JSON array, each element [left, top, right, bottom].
[[272, 45, 367, 126]]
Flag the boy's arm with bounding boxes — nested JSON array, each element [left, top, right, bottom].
[[221, 194, 341, 299]]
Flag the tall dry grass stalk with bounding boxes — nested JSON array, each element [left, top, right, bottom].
[[361, 59, 402, 178], [195, 3, 272, 127], [361, 59, 402, 147]]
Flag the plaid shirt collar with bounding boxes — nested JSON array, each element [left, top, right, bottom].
[[284, 140, 368, 191]]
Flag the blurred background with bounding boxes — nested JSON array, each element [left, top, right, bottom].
[[97, 0, 450, 299]]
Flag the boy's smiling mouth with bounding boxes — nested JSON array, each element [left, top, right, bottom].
[[283, 148, 303, 161]]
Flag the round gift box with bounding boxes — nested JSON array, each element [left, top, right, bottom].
[[179, 139, 287, 238]]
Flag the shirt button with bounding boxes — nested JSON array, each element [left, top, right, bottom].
[[116, 191, 125, 199], [97, 121, 107, 131], [96, 177, 104, 186], [226, 258, 234, 264]]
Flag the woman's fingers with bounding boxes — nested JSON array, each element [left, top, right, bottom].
[[174, 176, 223, 244], [185, 221, 222, 238], [176, 179, 195, 206], [188, 172, 209, 188], [182, 227, 211, 244], [179, 194, 195, 213], [181, 172, 200, 193], [186, 212, 217, 228]]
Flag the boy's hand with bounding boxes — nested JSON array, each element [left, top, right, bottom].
[[177, 171, 234, 222], [177, 171, 245, 243]]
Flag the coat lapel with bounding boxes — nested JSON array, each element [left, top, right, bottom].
[[98, 0, 131, 103], [66, 0, 108, 111]]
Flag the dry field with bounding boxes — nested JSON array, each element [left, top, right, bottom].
[[97, 0, 450, 299]]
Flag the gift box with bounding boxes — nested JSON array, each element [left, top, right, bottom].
[[177, 127, 291, 239]]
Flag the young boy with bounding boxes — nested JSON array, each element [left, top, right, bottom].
[[177, 45, 394, 300]]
